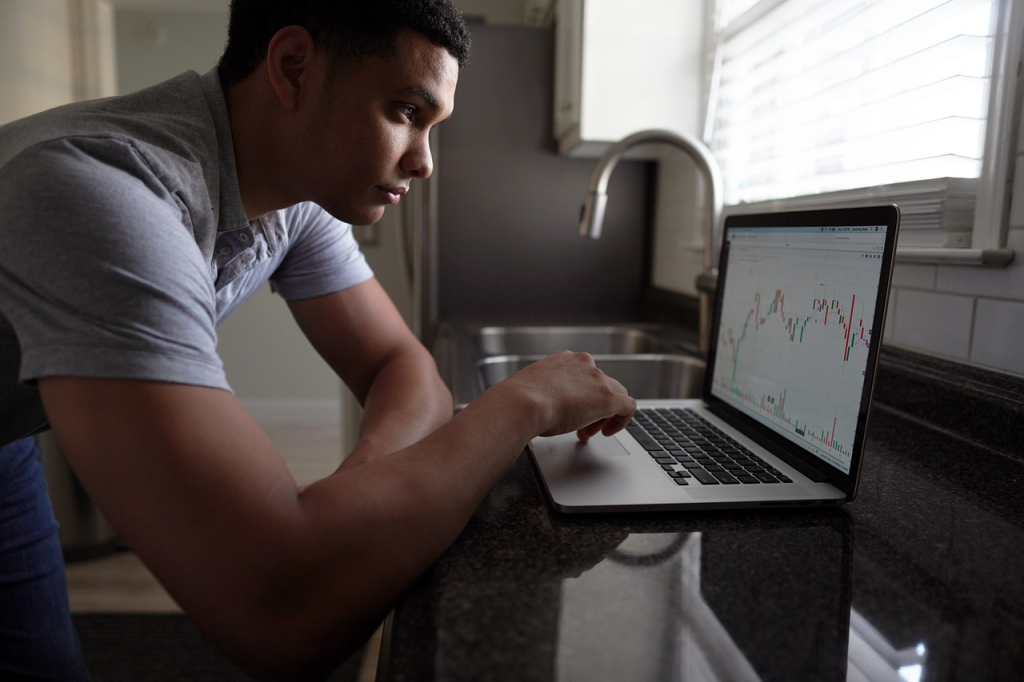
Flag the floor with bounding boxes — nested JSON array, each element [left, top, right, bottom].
[[63, 422, 382, 681]]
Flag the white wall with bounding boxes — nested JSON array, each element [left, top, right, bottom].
[[0, 0, 75, 125], [114, 5, 227, 92]]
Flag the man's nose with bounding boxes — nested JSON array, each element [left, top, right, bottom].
[[402, 135, 433, 179]]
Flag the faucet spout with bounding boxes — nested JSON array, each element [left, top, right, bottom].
[[579, 129, 724, 355]]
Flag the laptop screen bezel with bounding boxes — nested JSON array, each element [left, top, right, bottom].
[[701, 204, 900, 500]]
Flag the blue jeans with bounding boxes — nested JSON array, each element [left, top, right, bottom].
[[0, 437, 90, 680]]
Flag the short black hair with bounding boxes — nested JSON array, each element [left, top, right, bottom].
[[218, 0, 471, 89]]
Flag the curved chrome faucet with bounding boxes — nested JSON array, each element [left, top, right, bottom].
[[579, 129, 724, 355]]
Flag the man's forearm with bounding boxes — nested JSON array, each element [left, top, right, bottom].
[[341, 347, 454, 469]]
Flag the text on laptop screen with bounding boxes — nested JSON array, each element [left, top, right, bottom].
[[710, 225, 888, 474]]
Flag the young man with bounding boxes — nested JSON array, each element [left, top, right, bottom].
[[0, 1, 635, 679]]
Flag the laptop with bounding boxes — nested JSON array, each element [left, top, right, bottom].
[[529, 204, 900, 512]]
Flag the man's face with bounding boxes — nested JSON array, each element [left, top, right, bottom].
[[302, 29, 459, 226]]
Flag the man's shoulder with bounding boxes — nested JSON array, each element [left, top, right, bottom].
[[0, 71, 229, 253], [0, 71, 216, 176]]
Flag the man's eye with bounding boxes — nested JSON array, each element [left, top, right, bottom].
[[398, 105, 416, 119]]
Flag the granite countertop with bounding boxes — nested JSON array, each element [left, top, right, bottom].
[[378, 347, 1024, 682]]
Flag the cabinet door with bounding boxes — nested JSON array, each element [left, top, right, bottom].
[[554, 0, 707, 157]]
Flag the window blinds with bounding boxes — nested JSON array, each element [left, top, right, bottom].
[[708, 0, 996, 246]]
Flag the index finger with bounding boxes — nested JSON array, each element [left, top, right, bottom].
[[576, 396, 636, 442]]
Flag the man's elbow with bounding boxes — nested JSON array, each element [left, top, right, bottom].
[[182, 530, 382, 680], [209, 600, 373, 682]]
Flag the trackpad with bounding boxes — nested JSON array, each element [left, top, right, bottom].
[[578, 434, 631, 457]]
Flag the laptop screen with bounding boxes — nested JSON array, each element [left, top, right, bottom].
[[708, 218, 892, 476]]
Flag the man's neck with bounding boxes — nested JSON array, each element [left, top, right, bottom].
[[224, 76, 298, 221]]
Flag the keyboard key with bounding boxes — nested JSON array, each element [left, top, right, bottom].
[[692, 469, 720, 485], [712, 471, 740, 484]]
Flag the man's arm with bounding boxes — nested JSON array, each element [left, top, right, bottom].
[[39, 352, 633, 680], [285, 278, 453, 470]]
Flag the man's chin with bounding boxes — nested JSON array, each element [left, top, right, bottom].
[[319, 203, 386, 227]]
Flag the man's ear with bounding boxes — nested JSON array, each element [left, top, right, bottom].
[[265, 25, 319, 111]]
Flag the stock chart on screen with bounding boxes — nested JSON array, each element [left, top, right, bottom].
[[710, 226, 888, 474]]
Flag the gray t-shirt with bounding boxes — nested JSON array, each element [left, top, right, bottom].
[[0, 69, 374, 446]]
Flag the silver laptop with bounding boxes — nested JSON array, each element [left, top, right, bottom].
[[530, 205, 901, 512]]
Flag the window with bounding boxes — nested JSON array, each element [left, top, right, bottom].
[[705, 0, 1019, 264]]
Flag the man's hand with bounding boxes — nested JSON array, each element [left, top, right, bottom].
[[482, 350, 636, 442]]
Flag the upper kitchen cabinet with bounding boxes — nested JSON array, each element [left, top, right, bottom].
[[553, 0, 707, 157]]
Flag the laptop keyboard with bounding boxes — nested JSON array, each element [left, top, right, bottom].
[[626, 408, 793, 486]]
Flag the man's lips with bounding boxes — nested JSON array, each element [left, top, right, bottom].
[[377, 185, 408, 205]]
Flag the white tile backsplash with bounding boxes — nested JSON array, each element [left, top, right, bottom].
[[890, 289, 975, 360], [970, 299, 1024, 373], [891, 263, 936, 290]]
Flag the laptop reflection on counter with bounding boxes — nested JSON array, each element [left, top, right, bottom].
[[554, 518, 853, 682]]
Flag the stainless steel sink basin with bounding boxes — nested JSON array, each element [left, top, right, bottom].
[[473, 325, 693, 356], [477, 353, 706, 400], [443, 323, 704, 408]]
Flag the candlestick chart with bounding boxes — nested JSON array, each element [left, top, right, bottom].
[[711, 246, 882, 473]]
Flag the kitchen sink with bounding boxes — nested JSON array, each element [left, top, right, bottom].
[[477, 353, 706, 400], [472, 325, 695, 356]]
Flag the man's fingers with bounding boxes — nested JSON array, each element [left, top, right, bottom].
[[576, 395, 636, 443], [601, 408, 634, 436], [576, 419, 607, 443]]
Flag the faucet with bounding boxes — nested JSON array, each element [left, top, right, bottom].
[[579, 129, 723, 356]]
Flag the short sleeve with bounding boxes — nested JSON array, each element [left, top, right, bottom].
[[0, 136, 230, 390], [268, 202, 374, 300]]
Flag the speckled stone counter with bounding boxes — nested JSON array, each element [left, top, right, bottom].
[[378, 350, 1024, 682]]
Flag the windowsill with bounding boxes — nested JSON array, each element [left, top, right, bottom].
[[721, 179, 1016, 268], [894, 247, 1015, 267]]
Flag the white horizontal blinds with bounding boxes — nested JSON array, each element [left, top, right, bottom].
[[710, 0, 997, 207]]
